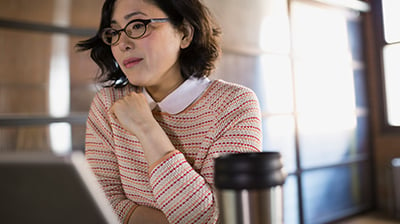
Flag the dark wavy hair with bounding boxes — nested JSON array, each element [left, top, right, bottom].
[[76, 0, 221, 88]]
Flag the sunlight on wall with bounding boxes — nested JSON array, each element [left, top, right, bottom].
[[258, 0, 290, 53], [258, 55, 293, 113], [49, 0, 72, 154], [49, 33, 70, 117]]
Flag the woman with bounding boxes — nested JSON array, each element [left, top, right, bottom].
[[77, 0, 262, 223]]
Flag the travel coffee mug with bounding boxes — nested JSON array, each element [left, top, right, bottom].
[[214, 152, 286, 224]]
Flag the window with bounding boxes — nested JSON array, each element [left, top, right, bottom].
[[381, 0, 400, 126], [208, 0, 372, 223], [290, 1, 372, 223]]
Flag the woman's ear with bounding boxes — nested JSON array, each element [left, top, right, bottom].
[[180, 20, 194, 49]]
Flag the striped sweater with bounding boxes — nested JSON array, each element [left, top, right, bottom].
[[85, 79, 262, 223]]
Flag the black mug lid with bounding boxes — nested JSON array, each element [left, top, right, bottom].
[[214, 152, 287, 190]]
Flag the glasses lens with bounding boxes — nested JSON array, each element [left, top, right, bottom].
[[126, 21, 146, 39], [102, 28, 119, 45]]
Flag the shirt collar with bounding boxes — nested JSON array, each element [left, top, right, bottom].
[[143, 77, 211, 114]]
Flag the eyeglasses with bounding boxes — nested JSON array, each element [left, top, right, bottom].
[[101, 18, 169, 45]]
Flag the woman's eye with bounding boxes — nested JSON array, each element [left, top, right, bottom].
[[111, 30, 119, 36], [105, 29, 118, 37], [131, 23, 145, 30]]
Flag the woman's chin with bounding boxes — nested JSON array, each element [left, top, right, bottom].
[[125, 76, 147, 87]]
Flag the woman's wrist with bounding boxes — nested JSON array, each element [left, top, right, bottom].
[[148, 150, 178, 172], [135, 122, 176, 165]]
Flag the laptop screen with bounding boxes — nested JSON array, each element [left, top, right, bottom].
[[0, 151, 119, 224]]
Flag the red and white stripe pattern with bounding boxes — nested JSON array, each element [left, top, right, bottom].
[[85, 79, 262, 223]]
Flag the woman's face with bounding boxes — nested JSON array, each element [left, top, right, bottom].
[[110, 0, 188, 95]]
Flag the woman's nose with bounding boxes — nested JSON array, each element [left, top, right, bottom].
[[117, 32, 135, 51]]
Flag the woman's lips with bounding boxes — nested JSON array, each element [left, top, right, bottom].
[[123, 57, 143, 68]]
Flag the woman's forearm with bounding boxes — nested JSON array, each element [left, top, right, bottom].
[[135, 120, 176, 165], [110, 92, 176, 165]]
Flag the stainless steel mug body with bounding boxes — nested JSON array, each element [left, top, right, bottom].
[[217, 187, 283, 224]]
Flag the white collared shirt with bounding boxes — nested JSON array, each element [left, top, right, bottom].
[[142, 77, 211, 114]]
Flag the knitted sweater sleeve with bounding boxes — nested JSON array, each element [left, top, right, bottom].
[[148, 85, 263, 224], [85, 90, 137, 222]]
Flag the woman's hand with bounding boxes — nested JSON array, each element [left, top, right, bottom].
[[110, 91, 155, 137], [110, 90, 175, 165], [128, 206, 170, 224]]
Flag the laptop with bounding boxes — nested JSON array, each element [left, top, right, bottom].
[[0, 151, 119, 224]]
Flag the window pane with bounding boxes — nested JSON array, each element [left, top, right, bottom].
[[257, 55, 294, 113], [262, 116, 296, 172], [298, 113, 357, 168], [298, 115, 369, 169], [354, 69, 368, 108], [347, 18, 365, 62], [283, 175, 299, 224], [291, 1, 362, 169], [302, 163, 372, 223], [382, 0, 400, 43], [356, 116, 370, 155], [383, 43, 400, 126], [294, 60, 356, 115], [290, 3, 356, 115]]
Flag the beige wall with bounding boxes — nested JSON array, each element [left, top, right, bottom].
[[0, 0, 102, 151]]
